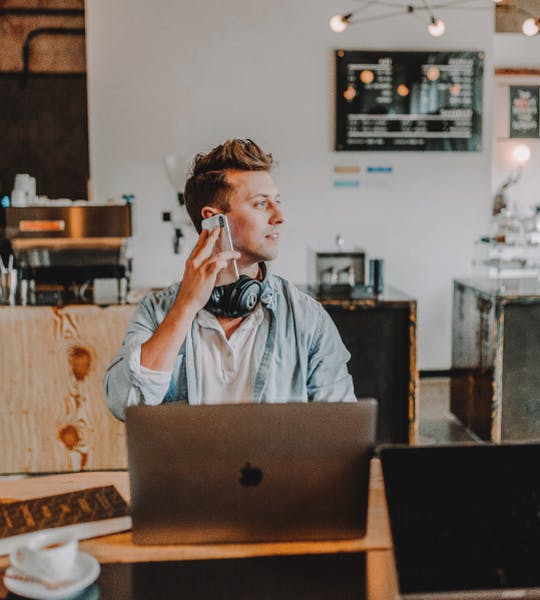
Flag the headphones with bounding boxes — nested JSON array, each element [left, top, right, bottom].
[[205, 275, 262, 318]]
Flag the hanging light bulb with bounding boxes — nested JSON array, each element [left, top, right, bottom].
[[512, 144, 531, 165], [522, 18, 539, 36], [329, 13, 351, 32], [428, 17, 446, 37]]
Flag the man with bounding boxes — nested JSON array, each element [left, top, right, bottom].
[[105, 139, 355, 420]]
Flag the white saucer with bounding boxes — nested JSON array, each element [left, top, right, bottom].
[[4, 551, 100, 599]]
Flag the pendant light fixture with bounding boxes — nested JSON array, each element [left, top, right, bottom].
[[329, 0, 539, 37]]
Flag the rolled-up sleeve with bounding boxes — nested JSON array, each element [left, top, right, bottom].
[[104, 300, 173, 421], [306, 307, 356, 402]]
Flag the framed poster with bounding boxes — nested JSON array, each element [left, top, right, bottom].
[[509, 86, 539, 138], [335, 50, 484, 152]]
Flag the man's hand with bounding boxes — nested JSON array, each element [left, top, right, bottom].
[[175, 227, 240, 314], [140, 227, 240, 372]]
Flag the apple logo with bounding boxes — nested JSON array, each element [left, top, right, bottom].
[[239, 462, 263, 486]]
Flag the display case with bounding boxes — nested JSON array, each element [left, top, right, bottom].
[[473, 238, 540, 278], [473, 209, 540, 279]]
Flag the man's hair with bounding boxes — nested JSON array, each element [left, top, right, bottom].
[[184, 139, 274, 232]]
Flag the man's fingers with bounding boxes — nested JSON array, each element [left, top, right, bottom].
[[205, 250, 241, 267], [205, 251, 241, 274], [191, 227, 220, 267], [190, 228, 210, 256], [216, 250, 241, 261]]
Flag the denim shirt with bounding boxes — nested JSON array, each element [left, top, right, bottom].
[[104, 271, 356, 420]]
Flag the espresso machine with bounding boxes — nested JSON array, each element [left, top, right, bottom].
[[0, 203, 132, 305]]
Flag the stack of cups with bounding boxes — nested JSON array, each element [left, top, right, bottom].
[[0, 255, 17, 305], [11, 174, 36, 206]]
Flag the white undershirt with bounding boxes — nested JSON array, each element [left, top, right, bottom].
[[195, 304, 268, 404]]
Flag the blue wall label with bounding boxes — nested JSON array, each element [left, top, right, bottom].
[[366, 166, 393, 173], [333, 180, 360, 188]]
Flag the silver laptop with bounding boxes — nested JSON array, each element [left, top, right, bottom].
[[126, 400, 377, 545], [380, 443, 540, 600]]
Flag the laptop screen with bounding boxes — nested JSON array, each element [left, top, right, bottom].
[[380, 444, 540, 597]]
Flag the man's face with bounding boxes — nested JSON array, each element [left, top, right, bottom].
[[222, 170, 284, 267]]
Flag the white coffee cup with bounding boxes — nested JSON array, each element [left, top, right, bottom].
[[0, 269, 17, 305], [10, 530, 78, 582], [13, 173, 31, 190], [10, 188, 27, 207]]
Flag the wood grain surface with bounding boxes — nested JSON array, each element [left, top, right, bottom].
[[0, 305, 135, 474]]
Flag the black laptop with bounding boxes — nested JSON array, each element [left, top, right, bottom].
[[380, 443, 540, 599]]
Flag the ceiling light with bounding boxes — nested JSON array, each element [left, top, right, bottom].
[[522, 17, 539, 36], [512, 144, 531, 165], [329, 14, 351, 32], [428, 17, 446, 37], [329, 0, 532, 37]]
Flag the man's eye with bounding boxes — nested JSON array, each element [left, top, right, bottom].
[[256, 201, 266, 208]]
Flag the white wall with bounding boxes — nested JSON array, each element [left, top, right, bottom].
[[86, 0, 494, 370], [492, 34, 540, 216]]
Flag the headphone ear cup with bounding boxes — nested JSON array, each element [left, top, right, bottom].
[[205, 285, 226, 315], [227, 276, 262, 317]]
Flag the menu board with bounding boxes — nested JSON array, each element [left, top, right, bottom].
[[335, 50, 484, 152], [509, 86, 539, 138]]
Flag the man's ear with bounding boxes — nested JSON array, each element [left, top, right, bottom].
[[201, 206, 219, 220]]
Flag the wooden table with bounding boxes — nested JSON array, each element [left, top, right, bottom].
[[0, 460, 399, 599]]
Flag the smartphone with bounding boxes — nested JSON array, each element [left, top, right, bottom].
[[201, 213, 239, 282]]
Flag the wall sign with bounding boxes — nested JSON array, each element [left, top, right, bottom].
[[335, 50, 484, 152], [509, 86, 539, 138]]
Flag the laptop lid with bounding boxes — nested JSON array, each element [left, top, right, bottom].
[[379, 443, 540, 600], [126, 400, 377, 545]]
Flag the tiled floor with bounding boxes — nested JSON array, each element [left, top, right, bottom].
[[418, 377, 479, 444]]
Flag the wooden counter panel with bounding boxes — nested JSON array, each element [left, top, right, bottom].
[[0, 305, 135, 473]]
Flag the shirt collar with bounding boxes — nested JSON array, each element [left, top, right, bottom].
[[258, 262, 278, 311], [197, 302, 264, 331]]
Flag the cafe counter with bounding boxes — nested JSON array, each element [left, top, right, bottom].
[[451, 277, 540, 441], [1, 285, 418, 474], [0, 304, 134, 473]]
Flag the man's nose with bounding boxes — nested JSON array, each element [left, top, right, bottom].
[[270, 204, 284, 224]]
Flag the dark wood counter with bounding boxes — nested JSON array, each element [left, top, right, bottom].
[[315, 286, 418, 444]]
